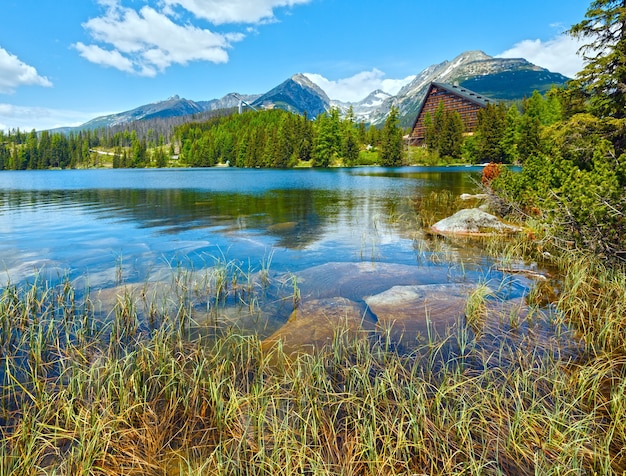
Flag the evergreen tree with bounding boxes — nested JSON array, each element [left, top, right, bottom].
[[501, 105, 520, 163], [342, 128, 360, 166], [50, 134, 69, 168], [423, 113, 436, 150], [433, 102, 445, 143], [366, 125, 379, 147], [569, 0, 626, 119], [297, 116, 313, 162], [38, 130, 51, 169], [130, 134, 147, 167], [155, 147, 167, 168], [274, 116, 293, 167], [544, 87, 564, 125], [439, 110, 464, 159], [476, 103, 507, 162], [340, 106, 360, 166], [517, 114, 542, 161], [357, 121, 367, 145], [25, 130, 39, 169], [328, 107, 342, 154], [313, 113, 334, 167], [379, 106, 404, 166], [0, 132, 7, 170]]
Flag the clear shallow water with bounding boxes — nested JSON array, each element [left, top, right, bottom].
[[0, 166, 579, 355], [0, 167, 486, 284]]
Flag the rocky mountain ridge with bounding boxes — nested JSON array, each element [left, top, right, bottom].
[[57, 50, 570, 132], [368, 50, 569, 126]]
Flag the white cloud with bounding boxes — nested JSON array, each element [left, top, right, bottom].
[[498, 33, 585, 79], [74, 43, 136, 73], [76, 0, 308, 75], [0, 103, 110, 131], [162, 0, 312, 25], [0, 47, 52, 94], [304, 69, 416, 102], [75, 3, 245, 76]]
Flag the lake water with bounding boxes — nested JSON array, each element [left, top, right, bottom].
[[0, 167, 567, 351], [0, 167, 482, 283]]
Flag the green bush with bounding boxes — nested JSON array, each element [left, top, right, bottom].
[[356, 149, 379, 166], [492, 116, 626, 261]]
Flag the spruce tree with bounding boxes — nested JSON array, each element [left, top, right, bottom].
[[476, 103, 507, 163], [423, 113, 436, 150], [439, 110, 464, 159], [500, 105, 520, 163], [569, 0, 626, 119], [379, 106, 404, 166]]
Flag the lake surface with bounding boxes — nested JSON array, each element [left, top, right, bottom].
[[0, 167, 483, 284], [1, 166, 567, 351]]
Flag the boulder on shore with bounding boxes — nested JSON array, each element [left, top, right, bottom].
[[431, 208, 521, 236]]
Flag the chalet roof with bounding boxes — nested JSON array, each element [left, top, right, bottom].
[[410, 82, 494, 133], [430, 82, 492, 108]]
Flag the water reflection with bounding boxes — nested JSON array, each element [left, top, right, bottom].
[[0, 167, 581, 358], [0, 167, 494, 287]]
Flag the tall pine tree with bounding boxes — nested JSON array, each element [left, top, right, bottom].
[[569, 0, 626, 119], [379, 106, 404, 166]]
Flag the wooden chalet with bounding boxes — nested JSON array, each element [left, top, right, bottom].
[[409, 82, 493, 145]]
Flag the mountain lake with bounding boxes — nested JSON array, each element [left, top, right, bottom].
[[0, 166, 578, 355]]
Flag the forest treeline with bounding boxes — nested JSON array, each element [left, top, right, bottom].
[[1, 85, 568, 170], [0, 105, 404, 169]]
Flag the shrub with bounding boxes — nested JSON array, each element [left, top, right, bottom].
[[481, 162, 503, 186], [492, 127, 626, 260]]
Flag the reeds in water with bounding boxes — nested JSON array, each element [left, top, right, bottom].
[[0, 245, 624, 475]]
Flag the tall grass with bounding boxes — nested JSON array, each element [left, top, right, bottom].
[[1, 241, 625, 474]]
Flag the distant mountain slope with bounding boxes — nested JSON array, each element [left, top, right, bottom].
[[459, 69, 569, 100], [81, 95, 204, 129], [197, 93, 261, 112], [46, 50, 570, 133], [331, 89, 393, 123], [368, 50, 571, 127], [252, 74, 330, 118]]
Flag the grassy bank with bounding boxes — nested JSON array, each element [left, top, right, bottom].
[[0, 238, 625, 475]]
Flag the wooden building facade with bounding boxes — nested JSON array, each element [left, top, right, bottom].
[[409, 82, 492, 145]]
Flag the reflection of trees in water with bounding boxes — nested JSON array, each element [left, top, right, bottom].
[[352, 168, 482, 192], [0, 188, 355, 249], [0, 170, 483, 253]]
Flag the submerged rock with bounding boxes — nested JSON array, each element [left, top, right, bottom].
[[431, 208, 521, 236], [290, 261, 451, 302], [191, 301, 289, 340], [365, 284, 476, 348], [262, 297, 371, 355]]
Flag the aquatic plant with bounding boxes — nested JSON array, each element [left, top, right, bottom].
[[0, 245, 624, 475]]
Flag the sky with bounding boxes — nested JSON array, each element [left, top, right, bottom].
[[0, 0, 591, 131]]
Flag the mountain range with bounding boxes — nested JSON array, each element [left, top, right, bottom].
[[56, 50, 570, 133]]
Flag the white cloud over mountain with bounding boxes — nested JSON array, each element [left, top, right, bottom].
[[304, 69, 416, 103], [0, 47, 52, 94], [75, 0, 309, 75], [498, 33, 585, 79], [162, 0, 312, 25]]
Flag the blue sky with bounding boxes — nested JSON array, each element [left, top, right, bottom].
[[1, 0, 590, 131]]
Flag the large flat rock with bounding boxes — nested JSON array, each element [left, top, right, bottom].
[[431, 208, 521, 236], [262, 297, 371, 355], [291, 262, 451, 301], [365, 284, 476, 348]]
